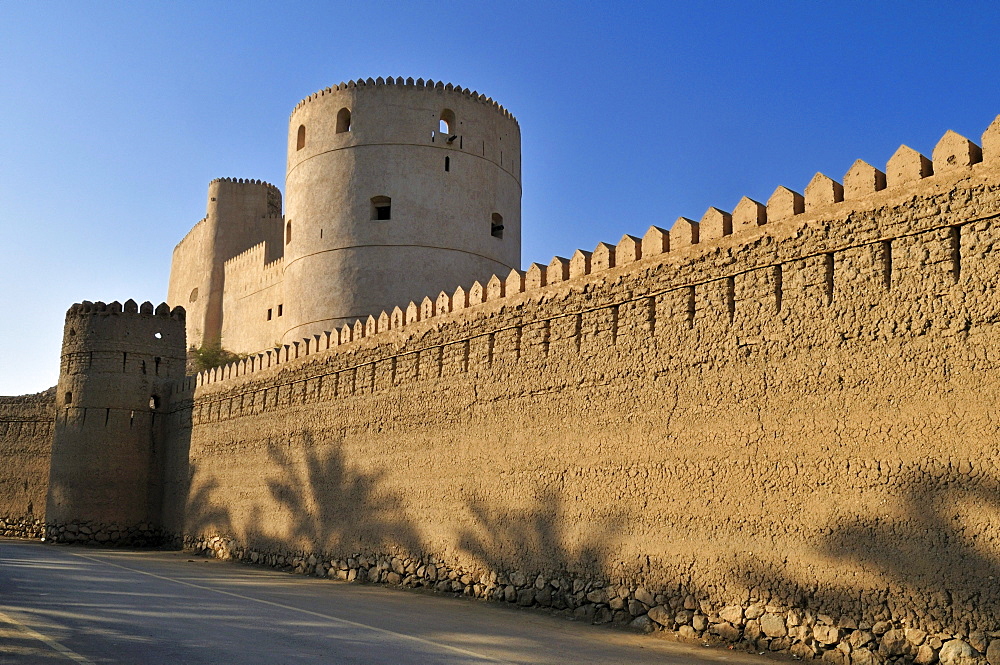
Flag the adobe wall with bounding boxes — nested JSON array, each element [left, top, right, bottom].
[[0, 388, 54, 538], [163, 147, 1000, 661], [220, 244, 285, 352]]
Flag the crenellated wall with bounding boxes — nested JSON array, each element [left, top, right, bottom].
[[0, 388, 54, 538], [160, 118, 1000, 662]]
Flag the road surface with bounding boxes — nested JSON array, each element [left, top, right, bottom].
[[0, 538, 773, 664]]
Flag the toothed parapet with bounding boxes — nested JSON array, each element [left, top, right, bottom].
[[291, 77, 518, 124]]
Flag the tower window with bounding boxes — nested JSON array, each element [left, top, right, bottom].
[[267, 308, 273, 320], [371, 196, 392, 220], [278, 304, 283, 316], [64, 391, 72, 405], [445, 156, 450, 172], [337, 107, 352, 133], [296, 125, 306, 150], [440, 108, 455, 135], [286, 220, 292, 244], [150, 395, 160, 410], [491, 213, 504, 239]]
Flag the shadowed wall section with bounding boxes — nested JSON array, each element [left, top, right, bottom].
[[164, 160, 1000, 659], [0, 389, 54, 537]]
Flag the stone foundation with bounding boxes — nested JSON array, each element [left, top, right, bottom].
[[186, 534, 1000, 665], [44, 521, 164, 547], [0, 516, 45, 539]]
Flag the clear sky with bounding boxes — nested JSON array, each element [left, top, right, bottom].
[[2, 1, 999, 395]]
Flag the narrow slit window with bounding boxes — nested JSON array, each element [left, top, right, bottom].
[[445, 156, 450, 172], [296, 125, 306, 150], [371, 196, 392, 220], [278, 304, 283, 317], [285, 220, 292, 245], [267, 308, 273, 321], [491, 213, 504, 239], [336, 107, 352, 133]]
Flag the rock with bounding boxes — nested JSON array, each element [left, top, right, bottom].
[[503, 585, 516, 603], [692, 614, 708, 632], [609, 597, 624, 611], [744, 619, 762, 640], [939, 640, 977, 665], [675, 610, 693, 626], [714, 622, 741, 643], [719, 605, 744, 625], [971, 632, 989, 654], [746, 603, 765, 620], [385, 572, 401, 585], [534, 575, 546, 590], [850, 630, 875, 648], [906, 629, 928, 647], [516, 589, 535, 606], [813, 624, 841, 645], [535, 587, 552, 606], [634, 587, 654, 606], [769, 637, 791, 652], [790, 642, 817, 661], [574, 605, 596, 622], [630, 615, 655, 633], [872, 621, 892, 636], [594, 607, 613, 624], [647, 605, 672, 627], [850, 647, 881, 665], [586, 589, 608, 605], [683, 596, 698, 610], [510, 571, 527, 587], [678, 625, 698, 640], [880, 629, 908, 656], [627, 599, 646, 616], [988, 640, 1000, 665], [425, 565, 438, 581], [914, 644, 937, 664], [761, 613, 788, 638]]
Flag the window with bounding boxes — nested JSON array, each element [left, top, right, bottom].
[[371, 196, 391, 220], [296, 125, 306, 150], [64, 391, 72, 404], [267, 308, 273, 321], [189, 287, 198, 303], [491, 213, 504, 239], [440, 108, 455, 135], [445, 156, 450, 172], [278, 304, 283, 317], [285, 220, 292, 245], [337, 107, 352, 133], [149, 395, 160, 410]]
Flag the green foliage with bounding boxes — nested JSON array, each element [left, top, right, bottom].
[[189, 343, 246, 372]]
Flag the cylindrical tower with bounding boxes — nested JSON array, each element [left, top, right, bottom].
[[46, 299, 186, 544], [281, 77, 521, 342], [167, 177, 282, 350]]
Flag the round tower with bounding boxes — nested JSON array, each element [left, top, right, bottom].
[[47, 300, 186, 545], [281, 77, 521, 342]]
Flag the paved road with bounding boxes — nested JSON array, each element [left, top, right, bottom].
[[0, 539, 773, 665]]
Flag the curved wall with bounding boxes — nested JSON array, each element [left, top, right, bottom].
[[281, 81, 521, 342]]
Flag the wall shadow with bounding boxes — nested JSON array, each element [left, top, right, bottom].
[[727, 461, 1000, 634]]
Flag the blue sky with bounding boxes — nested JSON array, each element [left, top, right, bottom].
[[2, 1, 999, 395]]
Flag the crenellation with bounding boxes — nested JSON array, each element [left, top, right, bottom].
[[525, 263, 547, 290], [767, 186, 805, 221], [569, 249, 592, 279], [641, 226, 670, 257], [732, 196, 767, 231], [670, 216, 699, 248], [548, 257, 570, 283], [886, 145, 933, 187], [804, 173, 845, 210], [931, 130, 982, 173], [843, 160, 887, 200], [486, 274, 505, 301], [616, 234, 642, 265], [699, 207, 732, 241], [504, 269, 525, 297]]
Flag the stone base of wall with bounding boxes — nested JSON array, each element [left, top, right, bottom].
[[0, 516, 45, 539], [184, 534, 998, 665], [44, 521, 164, 547]]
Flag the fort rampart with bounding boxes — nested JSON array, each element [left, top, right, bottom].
[[0, 389, 54, 538], [5, 112, 1000, 663], [155, 123, 1000, 662]]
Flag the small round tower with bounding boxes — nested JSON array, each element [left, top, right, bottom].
[[47, 300, 186, 544], [281, 77, 521, 342]]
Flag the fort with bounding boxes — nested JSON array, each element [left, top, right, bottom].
[[3, 76, 1000, 664]]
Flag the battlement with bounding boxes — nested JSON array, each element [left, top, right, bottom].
[[191, 114, 1000, 389], [290, 77, 518, 124], [208, 177, 281, 192], [67, 300, 185, 320]]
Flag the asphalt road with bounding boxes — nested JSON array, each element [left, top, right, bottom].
[[0, 539, 774, 665]]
